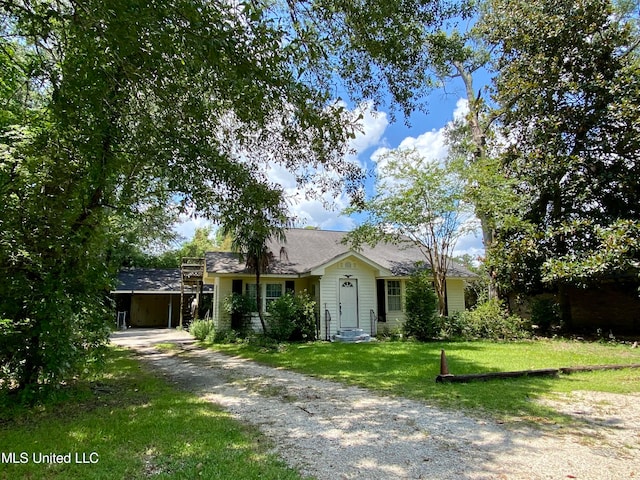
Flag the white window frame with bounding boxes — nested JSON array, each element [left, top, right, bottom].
[[265, 283, 283, 308], [387, 280, 402, 312], [245, 282, 284, 311]]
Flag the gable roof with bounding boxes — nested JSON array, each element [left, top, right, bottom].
[[206, 229, 476, 279]]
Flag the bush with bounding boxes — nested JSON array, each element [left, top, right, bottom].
[[377, 325, 403, 341], [211, 329, 241, 344], [403, 270, 438, 341], [435, 312, 473, 340], [266, 291, 317, 342], [266, 295, 296, 341], [189, 319, 216, 342], [222, 293, 256, 334], [530, 298, 562, 334], [458, 298, 531, 341]]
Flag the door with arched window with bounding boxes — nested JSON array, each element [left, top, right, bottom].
[[339, 278, 358, 329]]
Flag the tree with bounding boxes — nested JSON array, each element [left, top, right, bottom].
[[347, 149, 475, 315], [426, 30, 503, 299], [282, 0, 465, 118], [220, 184, 290, 334], [281, 0, 509, 298], [403, 269, 439, 340], [0, 0, 361, 396], [478, 0, 640, 320]]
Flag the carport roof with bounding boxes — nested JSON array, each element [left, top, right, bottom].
[[112, 268, 212, 294]]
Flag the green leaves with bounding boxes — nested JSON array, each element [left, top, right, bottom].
[[479, 0, 640, 294], [1, 0, 362, 395], [403, 269, 438, 340], [347, 148, 475, 314], [542, 220, 640, 285]]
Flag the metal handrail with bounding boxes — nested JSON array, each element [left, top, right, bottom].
[[370, 309, 377, 337], [325, 309, 331, 341]]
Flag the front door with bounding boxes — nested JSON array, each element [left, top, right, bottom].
[[339, 278, 358, 329]]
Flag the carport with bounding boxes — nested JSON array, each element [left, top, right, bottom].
[[112, 268, 211, 328]]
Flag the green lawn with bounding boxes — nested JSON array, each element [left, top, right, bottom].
[[0, 348, 304, 480], [211, 339, 640, 423]]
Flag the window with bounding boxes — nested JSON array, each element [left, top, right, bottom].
[[245, 283, 283, 310], [387, 280, 401, 311], [245, 283, 257, 301], [265, 283, 283, 307]]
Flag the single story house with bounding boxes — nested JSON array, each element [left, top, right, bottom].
[[205, 228, 476, 339]]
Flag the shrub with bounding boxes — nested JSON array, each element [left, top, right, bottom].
[[530, 298, 562, 334], [266, 294, 296, 341], [222, 293, 256, 334], [377, 325, 403, 341], [403, 270, 438, 341], [211, 329, 242, 344], [189, 319, 216, 342], [436, 312, 473, 340], [459, 298, 531, 341], [266, 291, 317, 342]]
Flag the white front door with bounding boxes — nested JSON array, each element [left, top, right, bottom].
[[339, 278, 358, 328]]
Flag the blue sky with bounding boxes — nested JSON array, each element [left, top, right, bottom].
[[174, 88, 485, 259]]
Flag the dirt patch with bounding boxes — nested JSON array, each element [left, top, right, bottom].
[[537, 391, 640, 456]]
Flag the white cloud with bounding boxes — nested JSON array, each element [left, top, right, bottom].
[[452, 230, 485, 260], [349, 101, 389, 155], [262, 101, 389, 231], [173, 215, 213, 243], [453, 97, 469, 121], [291, 195, 356, 230], [372, 97, 469, 174]]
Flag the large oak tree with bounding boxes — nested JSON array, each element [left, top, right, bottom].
[[0, 0, 361, 396]]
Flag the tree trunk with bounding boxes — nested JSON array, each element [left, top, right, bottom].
[[433, 272, 448, 316], [17, 331, 41, 396], [454, 61, 498, 299], [478, 212, 499, 299], [255, 270, 268, 334]]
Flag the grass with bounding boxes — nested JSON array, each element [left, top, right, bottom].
[[210, 338, 640, 424], [0, 348, 304, 480]]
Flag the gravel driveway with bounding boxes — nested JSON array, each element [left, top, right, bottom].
[[111, 329, 639, 480]]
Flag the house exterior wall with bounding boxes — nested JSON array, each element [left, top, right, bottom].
[[205, 268, 470, 338], [446, 278, 466, 315], [319, 256, 378, 339], [207, 275, 316, 332], [213, 276, 234, 331], [211, 276, 221, 325], [379, 278, 407, 333], [377, 277, 467, 335]]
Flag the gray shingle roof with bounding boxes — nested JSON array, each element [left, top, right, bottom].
[[205, 229, 477, 279], [113, 268, 212, 293]]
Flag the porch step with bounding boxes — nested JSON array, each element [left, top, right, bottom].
[[334, 329, 371, 343]]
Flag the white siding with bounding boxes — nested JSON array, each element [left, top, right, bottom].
[[206, 276, 318, 333], [379, 277, 467, 335], [211, 277, 220, 325], [206, 270, 468, 336], [446, 278, 466, 314], [319, 256, 378, 339], [215, 277, 234, 330]]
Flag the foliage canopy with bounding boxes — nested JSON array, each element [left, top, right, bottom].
[[0, 0, 362, 396]]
